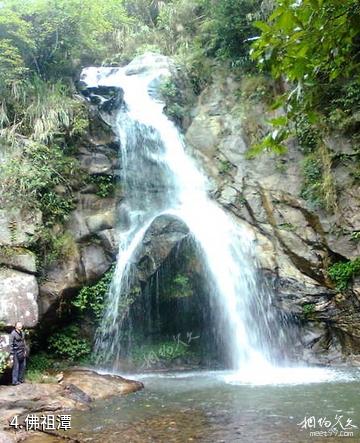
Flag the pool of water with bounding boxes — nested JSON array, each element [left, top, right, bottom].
[[64, 367, 360, 442]]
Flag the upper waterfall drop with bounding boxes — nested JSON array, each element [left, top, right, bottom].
[[80, 54, 285, 371]]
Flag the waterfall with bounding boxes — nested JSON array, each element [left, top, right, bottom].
[[81, 54, 285, 371]]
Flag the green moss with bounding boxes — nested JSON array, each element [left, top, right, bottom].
[[31, 230, 77, 274], [328, 258, 360, 291], [218, 159, 232, 174], [278, 223, 296, 232], [302, 303, 316, 319], [164, 273, 192, 299]]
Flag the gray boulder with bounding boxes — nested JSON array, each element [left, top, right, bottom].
[[0, 268, 38, 327]]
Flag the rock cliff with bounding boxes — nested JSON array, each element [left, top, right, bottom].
[[1, 57, 359, 366], [186, 72, 360, 364]]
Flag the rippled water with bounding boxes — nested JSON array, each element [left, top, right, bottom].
[[63, 367, 360, 442]]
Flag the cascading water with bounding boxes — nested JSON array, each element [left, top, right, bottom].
[[81, 54, 287, 372]]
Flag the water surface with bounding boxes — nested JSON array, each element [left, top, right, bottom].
[[64, 367, 360, 442]]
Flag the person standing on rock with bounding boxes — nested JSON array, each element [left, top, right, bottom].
[[10, 321, 27, 385]]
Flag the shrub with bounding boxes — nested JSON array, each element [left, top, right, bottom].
[[90, 175, 116, 198], [72, 265, 115, 321], [48, 325, 91, 361], [27, 352, 54, 372], [0, 142, 78, 221], [295, 114, 320, 154], [0, 351, 10, 377], [159, 78, 187, 124], [328, 258, 360, 292], [166, 274, 192, 298], [198, 0, 264, 68], [218, 159, 232, 174], [300, 156, 323, 207]]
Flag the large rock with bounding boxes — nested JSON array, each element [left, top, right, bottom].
[[0, 248, 36, 274], [66, 194, 117, 243], [61, 369, 144, 399], [0, 370, 143, 441], [0, 209, 42, 247], [78, 146, 117, 175], [39, 247, 83, 316], [81, 243, 113, 283], [133, 214, 189, 282], [39, 241, 112, 316], [0, 269, 38, 327]]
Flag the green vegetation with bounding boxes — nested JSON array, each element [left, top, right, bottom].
[[171, 274, 192, 298], [198, 0, 265, 68], [0, 351, 10, 377], [0, 142, 78, 219], [48, 325, 91, 362], [251, 0, 360, 154], [160, 78, 187, 124], [27, 352, 54, 372], [218, 159, 232, 175], [26, 352, 58, 383], [90, 175, 116, 198], [25, 370, 58, 384], [1, 0, 359, 371], [277, 223, 295, 232], [350, 231, 360, 242], [328, 258, 360, 292], [32, 230, 78, 276], [72, 265, 115, 321], [162, 273, 192, 299], [302, 303, 315, 318], [300, 156, 324, 208], [300, 145, 337, 212]]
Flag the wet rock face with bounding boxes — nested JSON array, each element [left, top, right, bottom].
[[134, 215, 190, 282], [186, 74, 360, 363]]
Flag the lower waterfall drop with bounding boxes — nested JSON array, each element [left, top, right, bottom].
[[81, 54, 288, 372]]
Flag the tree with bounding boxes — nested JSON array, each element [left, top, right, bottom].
[[249, 0, 360, 152], [198, 0, 264, 67]]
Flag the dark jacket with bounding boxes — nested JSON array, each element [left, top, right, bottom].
[[10, 329, 26, 360]]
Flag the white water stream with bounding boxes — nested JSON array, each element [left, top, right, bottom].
[[81, 54, 284, 373]]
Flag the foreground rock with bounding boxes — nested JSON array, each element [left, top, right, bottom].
[[0, 369, 143, 442], [61, 368, 144, 399]]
